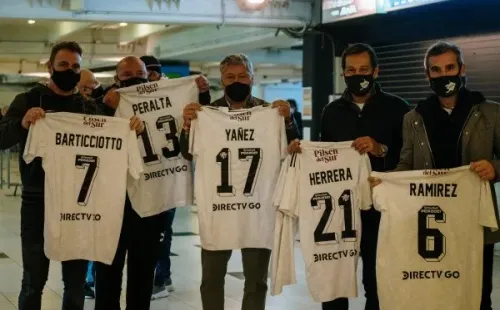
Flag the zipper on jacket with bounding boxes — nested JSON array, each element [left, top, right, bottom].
[[419, 121, 436, 168], [455, 108, 474, 164]]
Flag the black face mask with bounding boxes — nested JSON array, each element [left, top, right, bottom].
[[119, 77, 148, 88], [51, 69, 81, 92], [344, 75, 374, 96], [91, 85, 105, 99], [429, 74, 462, 98], [225, 82, 251, 102]]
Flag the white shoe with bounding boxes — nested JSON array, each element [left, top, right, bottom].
[[151, 285, 170, 300]]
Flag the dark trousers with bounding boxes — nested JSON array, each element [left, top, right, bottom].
[[481, 243, 494, 310], [94, 197, 165, 310], [154, 208, 176, 286], [18, 198, 87, 310], [322, 208, 381, 310], [200, 248, 271, 310]]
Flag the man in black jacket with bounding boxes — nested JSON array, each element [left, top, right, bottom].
[[289, 43, 409, 310], [0, 42, 143, 310]]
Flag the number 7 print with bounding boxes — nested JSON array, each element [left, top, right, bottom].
[[75, 155, 99, 206]]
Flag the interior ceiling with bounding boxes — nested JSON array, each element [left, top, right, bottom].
[[0, 18, 303, 84]]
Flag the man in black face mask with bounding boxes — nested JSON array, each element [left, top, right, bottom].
[[78, 69, 104, 100], [0, 41, 144, 310], [179, 53, 299, 310], [289, 43, 409, 310], [94, 55, 169, 310], [370, 41, 500, 310]]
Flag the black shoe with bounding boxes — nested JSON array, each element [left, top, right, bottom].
[[84, 283, 95, 299]]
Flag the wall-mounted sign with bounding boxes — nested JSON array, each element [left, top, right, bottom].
[[302, 87, 312, 120], [322, 0, 378, 23], [381, 0, 449, 11]]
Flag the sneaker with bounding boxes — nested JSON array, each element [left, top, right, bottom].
[[165, 279, 175, 292], [151, 285, 170, 300], [84, 283, 95, 299]]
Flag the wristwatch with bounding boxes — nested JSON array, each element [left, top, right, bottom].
[[379, 144, 388, 157]]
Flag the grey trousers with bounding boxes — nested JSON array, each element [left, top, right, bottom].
[[200, 248, 271, 310]]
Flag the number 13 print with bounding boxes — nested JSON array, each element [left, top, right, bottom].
[[139, 115, 180, 165]]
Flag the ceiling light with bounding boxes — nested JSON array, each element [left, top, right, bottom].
[[28, 20, 36, 24], [119, 22, 128, 27]]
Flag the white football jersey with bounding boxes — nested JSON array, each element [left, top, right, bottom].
[[372, 166, 498, 310], [189, 106, 287, 250], [23, 112, 143, 264], [271, 141, 372, 302], [116, 77, 198, 217]]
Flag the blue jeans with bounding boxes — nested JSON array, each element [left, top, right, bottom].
[[154, 208, 176, 286], [86, 262, 95, 285], [19, 197, 87, 310]]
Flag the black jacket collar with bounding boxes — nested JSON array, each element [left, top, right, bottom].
[[415, 88, 485, 115]]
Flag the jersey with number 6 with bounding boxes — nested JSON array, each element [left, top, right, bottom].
[[271, 141, 372, 302], [372, 167, 498, 310], [116, 77, 198, 216], [189, 106, 287, 250], [23, 112, 143, 264]]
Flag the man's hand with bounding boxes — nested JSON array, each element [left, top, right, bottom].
[[22, 108, 45, 129], [287, 139, 301, 154], [368, 176, 382, 188], [103, 88, 120, 109], [183, 102, 202, 124], [272, 100, 291, 120], [129, 116, 145, 134], [352, 136, 382, 156], [471, 160, 496, 181], [195, 76, 210, 93]]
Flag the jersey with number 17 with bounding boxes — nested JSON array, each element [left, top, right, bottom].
[[23, 112, 143, 264], [189, 106, 288, 250], [116, 77, 198, 217]]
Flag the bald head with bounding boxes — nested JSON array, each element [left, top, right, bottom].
[[115, 56, 148, 87], [78, 69, 99, 97]]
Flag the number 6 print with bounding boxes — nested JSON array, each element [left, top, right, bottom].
[[418, 205, 446, 262]]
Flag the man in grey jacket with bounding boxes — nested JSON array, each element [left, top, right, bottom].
[[372, 41, 500, 310]]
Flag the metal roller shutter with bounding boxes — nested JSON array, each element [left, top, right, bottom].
[[374, 33, 500, 105]]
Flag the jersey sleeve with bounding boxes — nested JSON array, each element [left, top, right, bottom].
[[371, 174, 388, 212], [23, 121, 46, 164], [273, 155, 291, 207], [278, 153, 300, 217], [358, 154, 373, 210], [127, 130, 144, 179], [479, 181, 499, 231], [188, 118, 200, 156]]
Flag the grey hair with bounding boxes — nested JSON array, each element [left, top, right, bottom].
[[424, 41, 464, 71], [219, 53, 254, 75]]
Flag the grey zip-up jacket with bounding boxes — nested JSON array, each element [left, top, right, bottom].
[[395, 100, 500, 244]]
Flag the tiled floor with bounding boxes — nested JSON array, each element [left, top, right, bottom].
[[1, 186, 500, 309]]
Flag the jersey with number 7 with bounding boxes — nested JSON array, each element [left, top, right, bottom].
[[23, 112, 143, 264], [189, 106, 288, 250], [372, 167, 498, 310]]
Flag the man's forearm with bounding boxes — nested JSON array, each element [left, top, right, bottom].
[[285, 117, 299, 143], [0, 119, 26, 150], [179, 130, 193, 161]]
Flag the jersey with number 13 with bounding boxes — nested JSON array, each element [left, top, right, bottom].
[[116, 77, 198, 217], [23, 112, 143, 264], [189, 106, 288, 250]]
